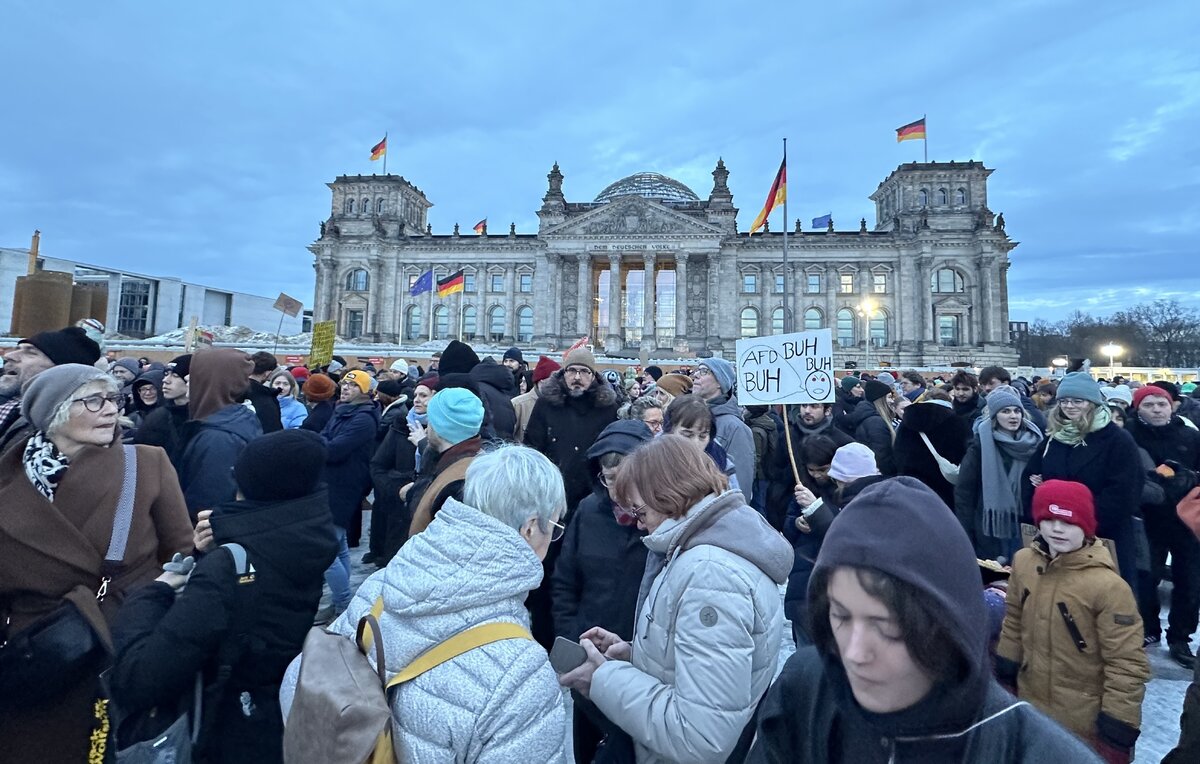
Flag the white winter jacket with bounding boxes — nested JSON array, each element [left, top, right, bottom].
[[589, 490, 792, 764], [281, 498, 566, 763]]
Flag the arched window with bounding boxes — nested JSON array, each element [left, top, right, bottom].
[[918, 189, 928, 207], [740, 307, 759, 338], [955, 188, 967, 205], [462, 305, 477, 340], [360, 198, 370, 216], [344, 198, 354, 215], [405, 305, 422, 340], [937, 188, 948, 205], [804, 308, 823, 331], [931, 268, 965, 293], [344, 268, 369, 292], [836, 308, 855, 346], [376, 198, 386, 214], [487, 306, 506, 342], [870, 310, 889, 347], [772, 307, 785, 334], [517, 306, 534, 343], [432, 305, 449, 340]]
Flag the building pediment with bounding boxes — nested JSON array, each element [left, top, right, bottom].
[[542, 196, 723, 238], [933, 294, 971, 310]]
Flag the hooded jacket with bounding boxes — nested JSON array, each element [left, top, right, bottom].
[[133, 400, 189, 466], [996, 537, 1148, 751], [110, 490, 338, 762], [320, 400, 381, 528], [177, 403, 263, 521], [469, 358, 518, 440], [524, 371, 619, 514], [846, 398, 896, 475], [748, 477, 1100, 764], [589, 490, 792, 764], [894, 401, 972, 508], [128, 369, 165, 430], [707, 393, 756, 502], [282, 498, 567, 763]]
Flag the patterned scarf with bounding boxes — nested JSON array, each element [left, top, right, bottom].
[[23, 431, 70, 501], [1050, 404, 1111, 447]]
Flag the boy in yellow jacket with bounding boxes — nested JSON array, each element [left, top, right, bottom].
[[996, 479, 1149, 764]]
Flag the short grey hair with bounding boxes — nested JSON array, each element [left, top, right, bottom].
[[464, 444, 566, 532], [46, 376, 120, 436], [629, 395, 663, 421]]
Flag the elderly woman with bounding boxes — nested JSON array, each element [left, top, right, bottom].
[[268, 368, 309, 429], [560, 434, 792, 763], [282, 444, 568, 761], [625, 394, 665, 437], [0, 364, 193, 762]]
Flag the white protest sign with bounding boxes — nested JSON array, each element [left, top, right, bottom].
[[735, 328, 836, 405]]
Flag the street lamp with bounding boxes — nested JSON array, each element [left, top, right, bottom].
[[1051, 356, 1068, 376], [857, 298, 877, 371], [1100, 343, 1123, 379]]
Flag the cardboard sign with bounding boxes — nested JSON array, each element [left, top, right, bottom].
[[273, 292, 303, 317], [309, 321, 337, 367], [735, 329, 835, 406]]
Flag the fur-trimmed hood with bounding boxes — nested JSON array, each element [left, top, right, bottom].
[[537, 370, 617, 408]]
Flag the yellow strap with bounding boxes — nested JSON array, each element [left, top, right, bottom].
[[385, 623, 532, 689], [359, 597, 387, 651]]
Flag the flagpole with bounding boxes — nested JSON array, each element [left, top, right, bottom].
[[923, 115, 927, 163], [382, 132, 388, 175], [782, 137, 790, 333], [428, 266, 435, 342]]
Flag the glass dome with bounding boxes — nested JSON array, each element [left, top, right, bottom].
[[594, 172, 700, 203]]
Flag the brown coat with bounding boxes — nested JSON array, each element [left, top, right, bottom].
[[997, 537, 1149, 743], [0, 437, 193, 762], [511, 385, 539, 443]]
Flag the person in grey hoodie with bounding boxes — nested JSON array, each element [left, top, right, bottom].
[[281, 444, 567, 762], [691, 356, 756, 503], [560, 434, 792, 764]]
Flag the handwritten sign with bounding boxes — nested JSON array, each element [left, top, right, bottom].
[[735, 329, 835, 406], [308, 321, 337, 367]]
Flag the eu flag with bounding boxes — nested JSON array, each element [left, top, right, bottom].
[[812, 214, 832, 230], [410, 270, 434, 296]]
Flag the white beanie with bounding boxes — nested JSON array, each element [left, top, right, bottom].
[[828, 442, 880, 482], [1101, 384, 1133, 406], [389, 358, 409, 372]]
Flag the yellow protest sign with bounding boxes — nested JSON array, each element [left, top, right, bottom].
[[309, 321, 337, 367]]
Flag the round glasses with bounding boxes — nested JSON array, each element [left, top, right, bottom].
[[73, 393, 122, 413]]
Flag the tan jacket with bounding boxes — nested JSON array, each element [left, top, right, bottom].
[[511, 385, 540, 443], [997, 537, 1149, 742]]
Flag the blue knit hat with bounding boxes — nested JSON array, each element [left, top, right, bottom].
[[426, 388, 484, 446], [1055, 372, 1103, 406], [698, 357, 736, 395]]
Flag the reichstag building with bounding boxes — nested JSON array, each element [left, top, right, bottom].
[[309, 158, 1018, 365]]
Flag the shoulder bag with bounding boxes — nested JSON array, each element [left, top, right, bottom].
[[919, 432, 961, 485]]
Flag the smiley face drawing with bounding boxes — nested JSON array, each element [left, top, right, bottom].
[[803, 370, 833, 402]]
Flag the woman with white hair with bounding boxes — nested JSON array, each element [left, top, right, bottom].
[[0, 364, 193, 762], [283, 443, 568, 762]]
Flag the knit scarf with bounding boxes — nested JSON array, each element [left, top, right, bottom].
[[978, 418, 1043, 539], [1050, 405, 1111, 447], [23, 431, 70, 501]]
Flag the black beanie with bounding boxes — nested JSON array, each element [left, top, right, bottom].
[[644, 365, 664, 381], [438, 340, 481, 376], [21, 326, 101, 366], [167, 354, 192, 378], [235, 430, 327, 502]]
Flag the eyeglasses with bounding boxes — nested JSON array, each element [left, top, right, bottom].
[[547, 517, 566, 542], [564, 367, 594, 378], [1058, 398, 1089, 407], [692, 367, 713, 379], [617, 502, 649, 521], [72, 393, 122, 413], [598, 472, 610, 487]]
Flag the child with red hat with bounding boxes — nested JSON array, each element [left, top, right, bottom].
[[996, 479, 1149, 763]]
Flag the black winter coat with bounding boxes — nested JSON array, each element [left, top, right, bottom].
[[550, 487, 648, 643], [300, 400, 334, 434], [1124, 414, 1200, 516], [320, 401, 381, 528], [245, 380, 282, 434], [133, 401, 189, 466], [846, 400, 896, 476], [371, 413, 418, 560], [953, 393, 986, 425], [110, 491, 338, 763], [894, 402, 972, 509], [469, 360, 518, 440], [524, 373, 619, 515]]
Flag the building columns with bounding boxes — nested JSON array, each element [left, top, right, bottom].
[[642, 252, 656, 349], [576, 255, 590, 338], [674, 252, 689, 347], [606, 254, 622, 351]]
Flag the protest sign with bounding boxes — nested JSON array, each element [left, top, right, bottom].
[[735, 328, 835, 406], [309, 321, 336, 367]]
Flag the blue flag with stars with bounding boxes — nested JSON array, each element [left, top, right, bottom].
[[409, 270, 434, 296], [812, 214, 832, 230]]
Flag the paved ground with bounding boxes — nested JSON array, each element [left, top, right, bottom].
[[333, 512, 1191, 762]]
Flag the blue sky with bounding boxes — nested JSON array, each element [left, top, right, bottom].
[[2, 1, 1196, 323]]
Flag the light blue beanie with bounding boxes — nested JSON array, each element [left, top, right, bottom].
[[426, 388, 484, 446], [1055, 372, 1104, 406], [699, 357, 737, 395]]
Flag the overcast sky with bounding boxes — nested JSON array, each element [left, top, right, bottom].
[[2, 1, 1196, 323]]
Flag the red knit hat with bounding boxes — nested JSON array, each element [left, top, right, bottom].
[[1032, 479, 1096, 538], [290, 366, 310, 381], [533, 355, 561, 384], [1133, 384, 1172, 410]]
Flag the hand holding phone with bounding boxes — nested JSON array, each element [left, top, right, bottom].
[[549, 636, 588, 675]]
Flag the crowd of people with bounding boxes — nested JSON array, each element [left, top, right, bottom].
[[2, 324, 1200, 763]]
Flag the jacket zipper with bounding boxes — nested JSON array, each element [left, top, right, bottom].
[[1057, 602, 1088, 652]]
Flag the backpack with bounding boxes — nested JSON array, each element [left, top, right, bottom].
[[283, 598, 532, 764]]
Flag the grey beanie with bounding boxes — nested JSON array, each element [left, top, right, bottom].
[[985, 384, 1023, 419], [21, 363, 111, 432], [699, 357, 736, 395], [1055, 371, 1104, 406]]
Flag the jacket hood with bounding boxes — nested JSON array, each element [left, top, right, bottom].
[[708, 394, 744, 421], [331, 399, 382, 425], [645, 489, 793, 584], [349, 497, 543, 672], [210, 490, 339, 587], [194, 401, 262, 438], [539, 371, 617, 408], [469, 358, 517, 395], [586, 418, 652, 462], [189, 348, 253, 421], [131, 370, 165, 413], [899, 400, 958, 432], [1031, 536, 1118, 573]]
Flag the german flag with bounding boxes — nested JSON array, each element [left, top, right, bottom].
[[370, 136, 387, 161], [749, 158, 786, 235], [896, 118, 926, 142], [437, 269, 465, 297], [473, 218, 487, 235]]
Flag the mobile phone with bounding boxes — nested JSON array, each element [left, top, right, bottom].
[[549, 636, 588, 674]]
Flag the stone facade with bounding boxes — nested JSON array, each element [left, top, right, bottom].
[[310, 160, 1018, 366]]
